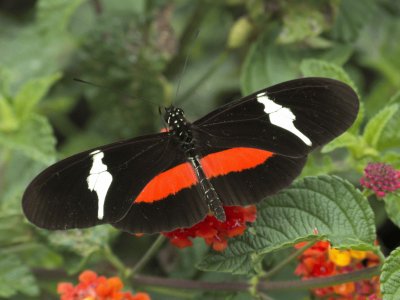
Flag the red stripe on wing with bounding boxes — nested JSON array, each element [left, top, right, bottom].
[[134, 148, 273, 203], [135, 163, 197, 203], [201, 147, 273, 177]]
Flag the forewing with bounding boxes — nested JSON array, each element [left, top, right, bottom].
[[193, 77, 359, 157], [22, 133, 186, 230], [206, 151, 307, 206]]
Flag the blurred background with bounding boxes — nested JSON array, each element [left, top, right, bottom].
[[0, 0, 400, 299]]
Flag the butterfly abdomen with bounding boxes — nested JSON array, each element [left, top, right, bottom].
[[166, 106, 226, 221]]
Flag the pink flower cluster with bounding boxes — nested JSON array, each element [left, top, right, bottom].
[[360, 163, 400, 197]]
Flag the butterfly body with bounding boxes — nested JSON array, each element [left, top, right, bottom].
[[22, 77, 359, 233], [164, 106, 226, 221]]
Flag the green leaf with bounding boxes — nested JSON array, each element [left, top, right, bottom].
[[17, 244, 64, 269], [46, 226, 119, 274], [381, 247, 400, 299], [0, 254, 39, 297], [0, 0, 82, 87], [0, 95, 19, 131], [169, 239, 209, 278], [0, 66, 13, 96], [349, 101, 365, 134], [198, 176, 376, 274], [363, 104, 399, 148], [14, 73, 61, 120], [240, 27, 307, 94], [37, 0, 85, 33], [299, 155, 334, 177], [382, 152, 400, 168], [321, 132, 359, 154], [241, 31, 357, 95], [300, 59, 358, 94], [357, 12, 400, 85], [320, 91, 364, 155], [384, 194, 400, 229], [388, 90, 400, 105], [319, 44, 354, 66], [0, 114, 56, 164], [278, 5, 326, 44], [377, 92, 400, 150], [47, 225, 118, 257], [0, 214, 31, 246], [0, 153, 45, 214], [331, 0, 376, 42]]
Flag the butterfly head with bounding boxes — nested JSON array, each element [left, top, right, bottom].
[[164, 106, 185, 125]]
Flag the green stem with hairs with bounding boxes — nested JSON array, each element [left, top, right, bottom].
[[131, 235, 166, 277], [262, 241, 316, 279], [103, 244, 131, 278], [33, 264, 382, 295], [131, 265, 381, 293]]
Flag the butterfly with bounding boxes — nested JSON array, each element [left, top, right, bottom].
[[22, 77, 359, 234]]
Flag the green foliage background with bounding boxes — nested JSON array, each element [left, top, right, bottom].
[[0, 0, 400, 299]]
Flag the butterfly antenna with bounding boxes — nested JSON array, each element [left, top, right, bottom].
[[73, 78, 159, 106], [173, 30, 200, 104], [74, 78, 106, 89]]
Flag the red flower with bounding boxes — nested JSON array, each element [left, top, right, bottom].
[[294, 241, 335, 278], [360, 162, 400, 197], [57, 270, 150, 300], [163, 205, 257, 251], [295, 241, 381, 299]]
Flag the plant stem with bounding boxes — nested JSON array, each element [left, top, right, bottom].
[[165, 1, 216, 78], [103, 244, 130, 278], [362, 189, 373, 198], [259, 293, 275, 300], [262, 241, 315, 279], [131, 265, 381, 292], [91, 0, 102, 15], [131, 235, 166, 276], [0, 242, 41, 255], [33, 265, 381, 294], [376, 249, 386, 263], [176, 51, 229, 105]]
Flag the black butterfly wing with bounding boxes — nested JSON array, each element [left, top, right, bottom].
[[113, 182, 208, 233], [23, 77, 359, 234], [206, 152, 307, 207], [193, 77, 359, 157], [189, 78, 358, 208], [22, 133, 208, 232]]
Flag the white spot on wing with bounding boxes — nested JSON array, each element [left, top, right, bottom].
[[87, 150, 113, 220], [257, 93, 312, 146]]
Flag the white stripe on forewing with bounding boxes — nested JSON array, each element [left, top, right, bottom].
[[256, 92, 312, 146], [87, 150, 113, 220]]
